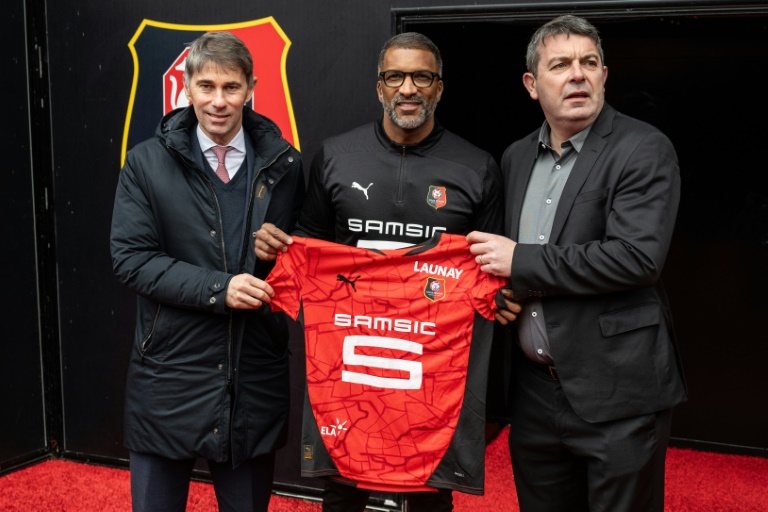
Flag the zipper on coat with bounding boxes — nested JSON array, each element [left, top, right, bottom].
[[140, 304, 162, 364], [183, 158, 234, 390], [204, 180, 235, 391], [212, 191, 229, 272]]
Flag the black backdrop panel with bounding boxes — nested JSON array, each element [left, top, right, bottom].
[[0, 0, 46, 469]]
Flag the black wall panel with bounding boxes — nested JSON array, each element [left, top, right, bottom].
[[1, 0, 47, 471]]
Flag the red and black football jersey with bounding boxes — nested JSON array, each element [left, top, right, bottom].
[[267, 233, 506, 494]]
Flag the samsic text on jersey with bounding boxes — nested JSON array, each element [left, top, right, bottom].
[[266, 234, 507, 494]]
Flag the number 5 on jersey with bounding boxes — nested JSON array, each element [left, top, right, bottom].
[[341, 336, 423, 390]]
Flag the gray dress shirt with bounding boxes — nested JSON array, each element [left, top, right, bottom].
[[516, 122, 591, 364]]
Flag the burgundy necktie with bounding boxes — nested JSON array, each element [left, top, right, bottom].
[[212, 146, 234, 183]]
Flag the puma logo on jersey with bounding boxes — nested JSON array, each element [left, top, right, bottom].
[[351, 182, 373, 200], [337, 274, 361, 292], [413, 261, 464, 279]]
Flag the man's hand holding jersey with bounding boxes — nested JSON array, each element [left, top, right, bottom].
[[226, 274, 274, 310], [467, 231, 522, 325], [254, 222, 293, 261]]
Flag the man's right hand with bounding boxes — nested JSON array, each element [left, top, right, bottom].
[[254, 222, 293, 261], [466, 231, 516, 278]]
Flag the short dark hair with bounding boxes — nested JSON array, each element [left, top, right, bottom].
[[183, 31, 255, 88], [526, 15, 604, 76], [377, 32, 443, 76]]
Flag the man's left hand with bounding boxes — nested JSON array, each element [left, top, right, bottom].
[[495, 289, 522, 325], [226, 273, 274, 309]]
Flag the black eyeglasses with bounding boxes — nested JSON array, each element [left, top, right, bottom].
[[379, 70, 441, 88]]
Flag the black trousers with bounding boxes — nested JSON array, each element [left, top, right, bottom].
[[508, 358, 672, 512], [129, 451, 275, 512], [321, 478, 453, 512]]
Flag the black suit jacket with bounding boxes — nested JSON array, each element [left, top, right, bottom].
[[501, 104, 687, 423]]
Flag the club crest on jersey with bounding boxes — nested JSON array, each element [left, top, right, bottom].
[[424, 277, 446, 302], [426, 186, 447, 209], [121, 18, 300, 166], [320, 418, 349, 438]]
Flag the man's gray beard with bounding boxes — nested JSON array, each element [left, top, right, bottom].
[[382, 94, 437, 130]]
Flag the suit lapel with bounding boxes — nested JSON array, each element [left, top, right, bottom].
[[549, 105, 614, 243], [507, 137, 539, 239]]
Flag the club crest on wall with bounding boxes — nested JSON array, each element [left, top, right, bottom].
[[122, 18, 300, 166]]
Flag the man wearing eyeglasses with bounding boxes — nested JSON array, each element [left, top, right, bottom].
[[256, 32, 514, 512]]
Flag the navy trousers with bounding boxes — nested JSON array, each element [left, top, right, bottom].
[[129, 451, 275, 512]]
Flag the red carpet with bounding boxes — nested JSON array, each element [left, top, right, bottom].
[[2, 428, 767, 511]]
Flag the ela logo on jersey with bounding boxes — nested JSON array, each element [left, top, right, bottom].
[[320, 418, 349, 437], [426, 186, 447, 209], [424, 277, 446, 302]]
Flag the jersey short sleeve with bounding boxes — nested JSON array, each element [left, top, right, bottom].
[[265, 243, 305, 320]]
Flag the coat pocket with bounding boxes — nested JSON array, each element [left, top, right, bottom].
[[598, 303, 661, 337], [573, 187, 609, 204], [138, 304, 163, 358]]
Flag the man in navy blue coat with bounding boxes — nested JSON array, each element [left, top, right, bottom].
[[111, 31, 304, 512]]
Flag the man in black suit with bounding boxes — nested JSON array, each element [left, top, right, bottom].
[[467, 15, 687, 512]]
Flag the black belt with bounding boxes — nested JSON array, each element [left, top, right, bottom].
[[523, 358, 559, 381]]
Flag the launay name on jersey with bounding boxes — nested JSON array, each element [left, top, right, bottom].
[[413, 261, 464, 279]]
